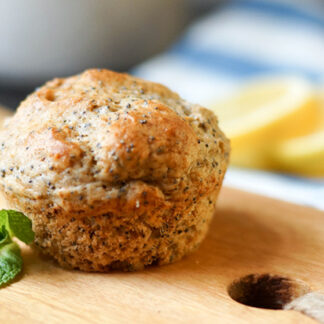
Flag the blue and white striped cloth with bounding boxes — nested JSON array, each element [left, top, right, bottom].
[[133, 0, 324, 210]]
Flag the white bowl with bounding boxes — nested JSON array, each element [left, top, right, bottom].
[[0, 0, 187, 87]]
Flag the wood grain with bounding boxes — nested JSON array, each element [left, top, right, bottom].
[[0, 105, 323, 323], [0, 188, 322, 323]]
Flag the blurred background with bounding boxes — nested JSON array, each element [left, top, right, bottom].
[[0, 0, 214, 106], [0, 0, 323, 209]]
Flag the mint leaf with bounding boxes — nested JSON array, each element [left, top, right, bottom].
[[0, 226, 10, 246], [0, 210, 34, 287], [0, 210, 34, 244], [0, 241, 22, 286]]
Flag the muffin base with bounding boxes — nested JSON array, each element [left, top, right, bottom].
[[29, 193, 217, 272]]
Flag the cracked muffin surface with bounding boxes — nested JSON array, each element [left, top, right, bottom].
[[0, 69, 230, 271]]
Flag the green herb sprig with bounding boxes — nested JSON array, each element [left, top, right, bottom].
[[0, 210, 34, 287]]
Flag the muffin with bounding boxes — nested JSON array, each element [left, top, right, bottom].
[[0, 69, 230, 271]]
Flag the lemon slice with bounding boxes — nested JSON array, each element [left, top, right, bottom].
[[276, 131, 324, 177], [209, 77, 320, 169], [275, 89, 324, 177]]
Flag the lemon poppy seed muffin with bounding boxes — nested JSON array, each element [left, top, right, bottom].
[[0, 69, 230, 271]]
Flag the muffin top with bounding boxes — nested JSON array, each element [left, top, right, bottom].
[[0, 69, 229, 217]]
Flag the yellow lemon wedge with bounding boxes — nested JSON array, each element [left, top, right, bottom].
[[209, 77, 320, 169], [276, 131, 324, 177], [275, 89, 324, 177]]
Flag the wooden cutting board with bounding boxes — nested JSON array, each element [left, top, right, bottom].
[[0, 106, 323, 323], [0, 188, 323, 324]]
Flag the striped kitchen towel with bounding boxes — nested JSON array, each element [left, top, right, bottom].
[[133, 0, 324, 210]]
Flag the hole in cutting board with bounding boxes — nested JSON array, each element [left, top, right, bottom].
[[228, 274, 310, 310]]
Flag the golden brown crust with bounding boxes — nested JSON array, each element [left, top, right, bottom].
[[0, 69, 230, 271]]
